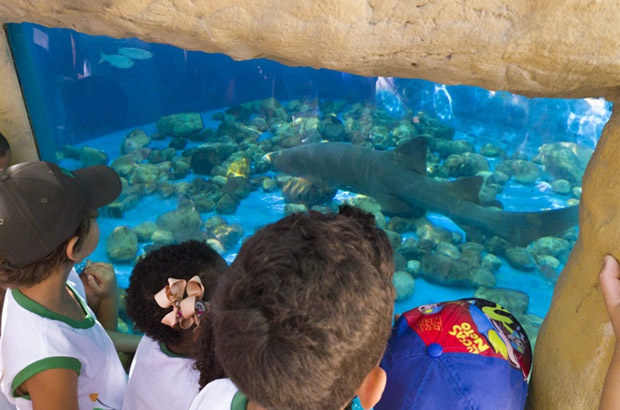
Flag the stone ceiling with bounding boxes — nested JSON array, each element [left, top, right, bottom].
[[1, 1, 619, 99]]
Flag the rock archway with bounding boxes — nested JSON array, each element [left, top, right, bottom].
[[1, 2, 619, 407]]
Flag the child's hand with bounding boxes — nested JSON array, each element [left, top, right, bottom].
[[81, 261, 118, 301], [79, 260, 119, 331], [599, 255, 620, 410], [599, 255, 620, 337]]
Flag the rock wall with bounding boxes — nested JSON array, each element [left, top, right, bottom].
[[529, 98, 620, 408], [1, 1, 619, 408], [1, 1, 620, 98], [0, 31, 37, 163]]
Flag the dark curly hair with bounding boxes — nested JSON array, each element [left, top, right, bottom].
[[125, 240, 228, 347], [211, 205, 395, 409], [193, 312, 228, 388]]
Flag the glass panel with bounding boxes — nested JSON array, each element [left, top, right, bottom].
[[6, 22, 612, 344]]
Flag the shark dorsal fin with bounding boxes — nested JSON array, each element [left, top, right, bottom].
[[447, 176, 484, 204], [386, 137, 428, 175]]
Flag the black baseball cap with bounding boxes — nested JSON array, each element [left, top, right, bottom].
[[0, 161, 122, 267]]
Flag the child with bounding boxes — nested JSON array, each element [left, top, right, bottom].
[[375, 298, 532, 410], [0, 161, 127, 410], [0, 131, 123, 337], [190, 205, 396, 410], [599, 255, 620, 409], [122, 240, 228, 410]]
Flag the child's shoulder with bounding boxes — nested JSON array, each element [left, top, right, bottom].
[[134, 335, 202, 375], [189, 379, 242, 410], [1, 287, 105, 362]]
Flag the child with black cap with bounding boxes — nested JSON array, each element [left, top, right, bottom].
[[0, 161, 127, 410]]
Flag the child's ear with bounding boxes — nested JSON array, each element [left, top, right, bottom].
[[355, 366, 387, 410], [66, 236, 81, 262]]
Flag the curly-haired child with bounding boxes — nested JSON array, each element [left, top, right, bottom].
[[122, 240, 228, 410]]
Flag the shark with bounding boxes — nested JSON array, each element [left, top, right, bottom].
[[265, 138, 579, 246]]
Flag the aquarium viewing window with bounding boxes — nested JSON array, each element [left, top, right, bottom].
[[5, 22, 612, 344]]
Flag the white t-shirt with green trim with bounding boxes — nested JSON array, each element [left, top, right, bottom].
[[189, 378, 247, 410], [66, 268, 86, 300], [122, 335, 200, 410], [0, 284, 127, 410]]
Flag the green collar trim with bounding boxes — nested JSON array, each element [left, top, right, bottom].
[[12, 285, 95, 329], [231, 390, 248, 410], [159, 342, 190, 358]]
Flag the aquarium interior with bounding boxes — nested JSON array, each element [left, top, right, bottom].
[[5, 23, 613, 349]]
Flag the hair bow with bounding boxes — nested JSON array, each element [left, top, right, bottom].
[[154, 275, 206, 329]]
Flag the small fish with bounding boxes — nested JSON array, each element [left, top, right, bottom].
[[99, 50, 134, 69], [118, 47, 153, 60], [80, 59, 92, 79]]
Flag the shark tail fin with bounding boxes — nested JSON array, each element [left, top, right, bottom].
[[462, 205, 579, 247], [502, 205, 579, 246]]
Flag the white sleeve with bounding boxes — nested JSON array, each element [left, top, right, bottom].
[[188, 378, 239, 410]]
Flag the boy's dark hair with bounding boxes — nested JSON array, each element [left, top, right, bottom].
[[125, 240, 228, 347], [0, 211, 95, 288], [211, 205, 395, 410]]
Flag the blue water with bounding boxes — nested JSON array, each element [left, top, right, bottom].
[[59, 96, 606, 325], [8, 22, 614, 343]]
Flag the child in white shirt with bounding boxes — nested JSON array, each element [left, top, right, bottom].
[[122, 240, 227, 410], [0, 161, 127, 410]]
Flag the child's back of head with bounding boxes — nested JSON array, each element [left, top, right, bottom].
[[376, 298, 532, 410], [0, 161, 121, 284], [211, 205, 395, 410], [125, 239, 228, 348]]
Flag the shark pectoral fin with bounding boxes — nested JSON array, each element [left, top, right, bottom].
[[373, 193, 426, 218], [485, 199, 504, 209], [446, 176, 484, 204], [459, 224, 487, 244], [384, 137, 429, 175]]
